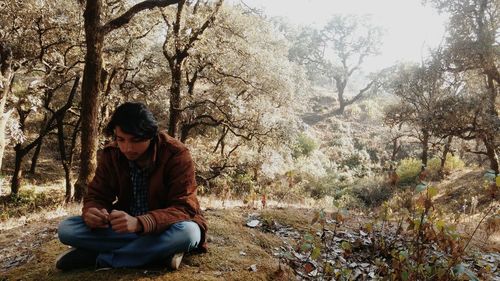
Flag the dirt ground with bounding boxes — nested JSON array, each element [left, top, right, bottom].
[[1, 204, 499, 281], [0, 168, 499, 280], [0, 207, 307, 281]]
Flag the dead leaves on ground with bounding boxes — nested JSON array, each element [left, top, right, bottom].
[[246, 211, 500, 280]]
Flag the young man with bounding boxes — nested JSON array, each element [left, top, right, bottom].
[[56, 102, 207, 271]]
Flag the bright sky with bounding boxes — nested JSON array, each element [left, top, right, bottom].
[[232, 0, 448, 72]]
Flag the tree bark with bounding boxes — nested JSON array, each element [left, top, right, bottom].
[[11, 144, 23, 195], [56, 76, 81, 201], [421, 129, 430, 171], [483, 136, 499, 174], [168, 65, 183, 138], [29, 139, 43, 174], [73, 0, 104, 202], [439, 136, 453, 179], [11, 110, 29, 195], [0, 49, 14, 172]]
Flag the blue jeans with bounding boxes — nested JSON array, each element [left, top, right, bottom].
[[58, 216, 201, 268]]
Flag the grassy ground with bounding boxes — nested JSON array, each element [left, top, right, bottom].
[[0, 168, 498, 280], [1, 206, 314, 281]]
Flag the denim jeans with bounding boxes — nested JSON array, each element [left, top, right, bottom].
[[58, 216, 201, 268]]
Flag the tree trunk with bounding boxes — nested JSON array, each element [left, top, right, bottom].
[[0, 109, 13, 174], [483, 136, 499, 174], [439, 136, 453, 179], [29, 139, 43, 174], [335, 77, 347, 115], [168, 64, 182, 138], [56, 114, 71, 201], [421, 129, 430, 171], [11, 144, 23, 195], [74, 0, 104, 202], [0, 69, 14, 172]]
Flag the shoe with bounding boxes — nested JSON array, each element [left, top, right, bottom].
[[55, 248, 98, 271], [169, 252, 184, 270]]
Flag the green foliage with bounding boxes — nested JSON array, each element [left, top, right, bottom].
[[292, 133, 318, 158], [303, 173, 351, 200], [285, 180, 492, 280], [427, 154, 465, 178], [396, 157, 422, 185], [352, 176, 395, 207], [0, 189, 61, 220], [232, 172, 256, 196]]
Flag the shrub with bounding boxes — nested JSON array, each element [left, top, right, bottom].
[[427, 154, 465, 178], [293, 133, 317, 158], [352, 176, 394, 207], [396, 157, 422, 185], [0, 189, 62, 220]]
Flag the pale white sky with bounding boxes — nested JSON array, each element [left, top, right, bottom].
[[231, 0, 448, 72]]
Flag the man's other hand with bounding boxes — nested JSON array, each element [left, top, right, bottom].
[[109, 210, 142, 233], [83, 207, 109, 229]]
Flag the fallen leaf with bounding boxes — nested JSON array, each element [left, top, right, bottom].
[[246, 220, 260, 228], [249, 264, 257, 272], [304, 262, 315, 274]]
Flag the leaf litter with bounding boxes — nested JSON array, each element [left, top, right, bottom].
[[246, 212, 500, 280]]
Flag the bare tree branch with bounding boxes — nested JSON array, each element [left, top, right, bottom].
[[102, 0, 180, 34]]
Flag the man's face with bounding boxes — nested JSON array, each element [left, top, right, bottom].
[[115, 126, 151, 161]]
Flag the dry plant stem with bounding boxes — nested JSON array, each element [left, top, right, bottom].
[[415, 191, 431, 274], [386, 218, 404, 251], [462, 204, 494, 252]]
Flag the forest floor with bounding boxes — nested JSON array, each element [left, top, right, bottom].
[[0, 170, 499, 280]]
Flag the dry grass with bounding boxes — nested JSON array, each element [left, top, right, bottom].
[[1, 207, 307, 281], [1, 164, 498, 280]]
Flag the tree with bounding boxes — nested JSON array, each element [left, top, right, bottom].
[[321, 15, 382, 115], [384, 61, 458, 170], [160, 0, 224, 138], [156, 3, 305, 185], [430, 70, 500, 173], [426, 0, 499, 173], [74, 0, 181, 201], [0, 0, 85, 195], [287, 15, 383, 116]]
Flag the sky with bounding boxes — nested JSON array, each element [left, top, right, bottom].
[[230, 0, 448, 72]]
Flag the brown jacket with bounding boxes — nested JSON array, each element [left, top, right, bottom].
[[83, 131, 207, 252]]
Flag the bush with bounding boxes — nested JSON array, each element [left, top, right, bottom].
[[427, 154, 465, 178], [0, 189, 62, 220], [352, 176, 395, 207], [293, 133, 317, 158], [396, 157, 422, 185]]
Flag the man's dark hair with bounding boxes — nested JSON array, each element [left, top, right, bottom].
[[105, 102, 159, 139]]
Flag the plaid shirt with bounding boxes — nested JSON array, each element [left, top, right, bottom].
[[128, 161, 150, 216]]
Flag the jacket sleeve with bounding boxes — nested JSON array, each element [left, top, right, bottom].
[[82, 151, 115, 214], [137, 148, 200, 234]]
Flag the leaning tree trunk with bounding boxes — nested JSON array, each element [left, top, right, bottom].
[[0, 68, 14, 173], [57, 116, 73, 202], [74, 0, 104, 202], [0, 109, 13, 174], [29, 138, 43, 174], [10, 109, 29, 195]]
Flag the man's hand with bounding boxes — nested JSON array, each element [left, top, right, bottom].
[[83, 207, 109, 229], [109, 210, 142, 233]]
